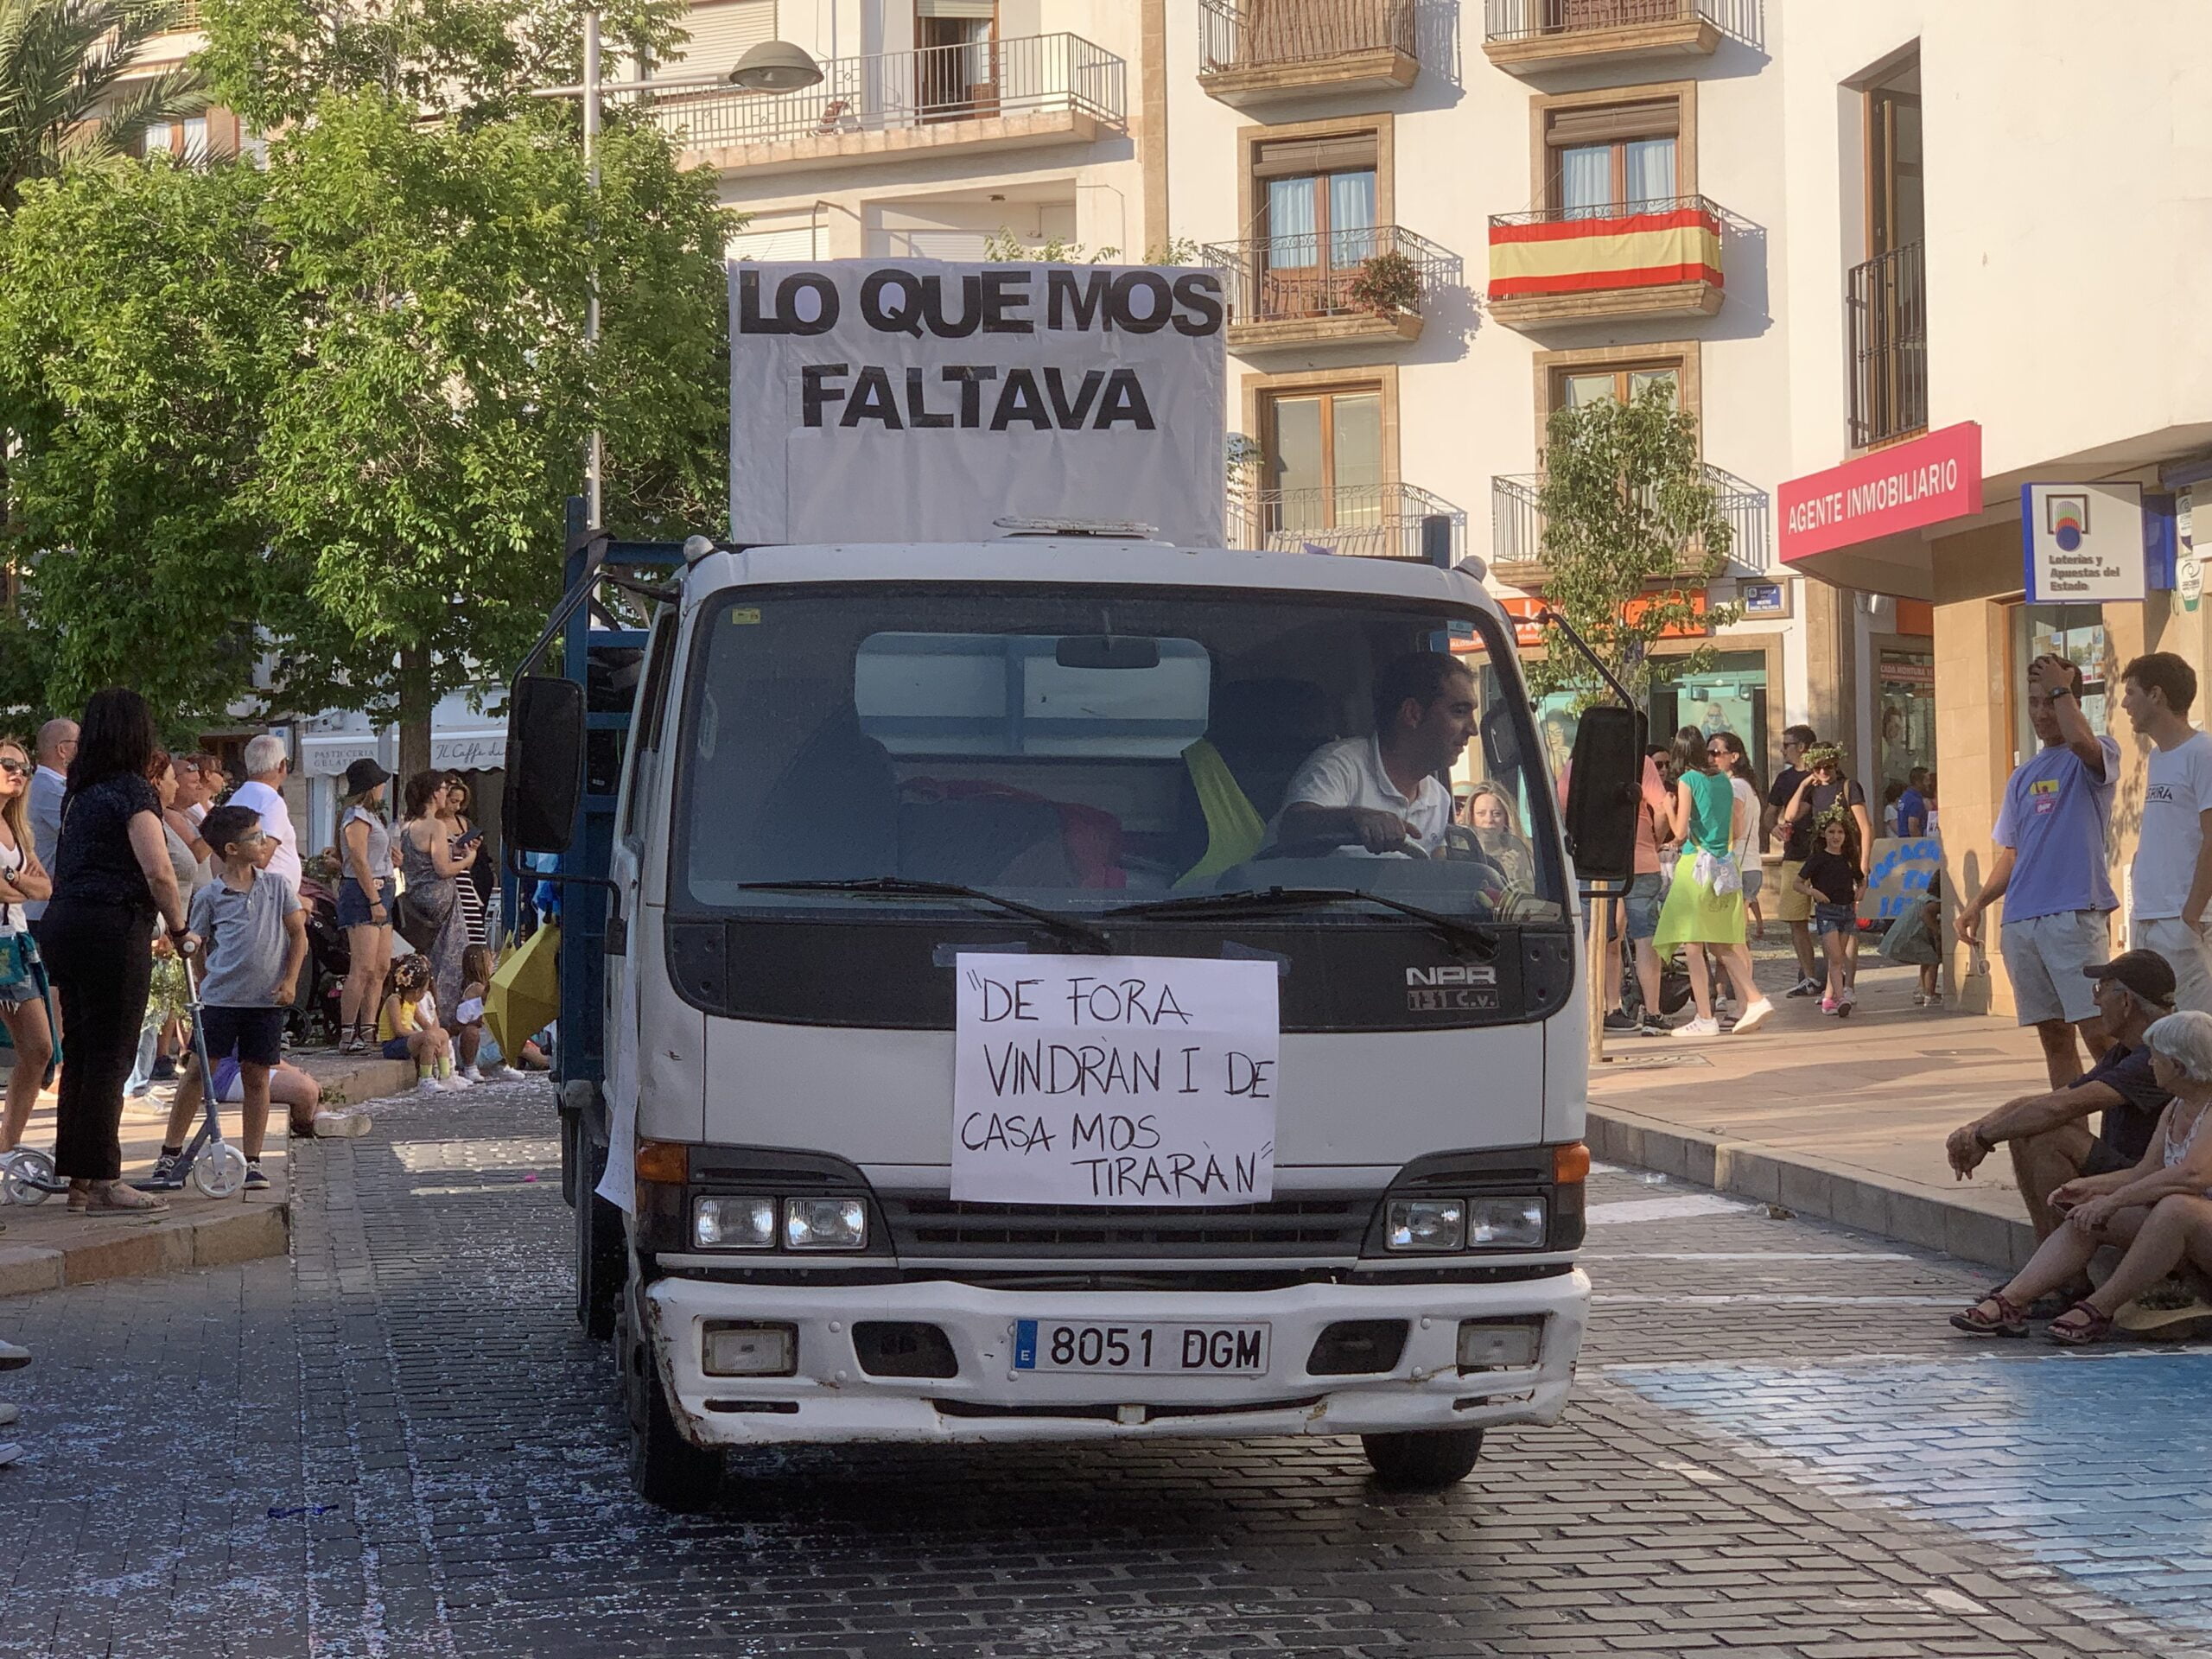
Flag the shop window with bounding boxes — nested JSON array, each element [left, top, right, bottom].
[[1260, 385, 1384, 533], [1545, 100, 1679, 218], [1877, 648, 1936, 793], [1650, 652, 1768, 779], [2011, 603, 2110, 764]]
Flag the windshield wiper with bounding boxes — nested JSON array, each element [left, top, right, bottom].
[[732, 877, 1114, 954], [1105, 887, 1500, 960]]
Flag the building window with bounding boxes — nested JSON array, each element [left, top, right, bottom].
[[1867, 82, 1923, 257], [1261, 385, 1384, 532], [1251, 131, 1380, 314], [1552, 361, 1680, 411], [2012, 604, 2110, 762], [141, 115, 209, 160], [1545, 99, 1678, 216], [916, 0, 998, 118], [1652, 652, 1768, 774], [1878, 648, 1936, 792]]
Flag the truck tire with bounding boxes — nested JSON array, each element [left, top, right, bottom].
[[1360, 1428, 1485, 1492], [574, 1135, 624, 1340], [620, 1300, 722, 1511]]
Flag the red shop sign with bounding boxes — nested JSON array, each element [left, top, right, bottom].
[[1779, 422, 1982, 564]]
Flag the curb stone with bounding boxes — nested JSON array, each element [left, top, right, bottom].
[[1585, 1101, 2039, 1271]]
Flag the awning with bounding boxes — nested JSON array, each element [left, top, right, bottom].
[[1777, 422, 1982, 599], [299, 734, 382, 778]]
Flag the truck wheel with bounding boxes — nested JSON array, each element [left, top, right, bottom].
[[1360, 1428, 1485, 1492], [574, 1135, 623, 1340], [620, 1301, 722, 1511]]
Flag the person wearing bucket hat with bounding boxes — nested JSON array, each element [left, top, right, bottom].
[[335, 756, 397, 1055], [1945, 948, 2177, 1244]]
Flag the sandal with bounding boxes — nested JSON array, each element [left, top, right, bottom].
[[81, 1179, 168, 1216], [2046, 1300, 2115, 1346], [1949, 1291, 2029, 1337]]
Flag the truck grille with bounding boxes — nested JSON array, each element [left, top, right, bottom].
[[879, 1194, 1374, 1260]]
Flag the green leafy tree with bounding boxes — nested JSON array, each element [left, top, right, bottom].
[[1523, 381, 1740, 714], [0, 0, 207, 213]]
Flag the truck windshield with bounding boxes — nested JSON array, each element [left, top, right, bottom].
[[673, 584, 1565, 923]]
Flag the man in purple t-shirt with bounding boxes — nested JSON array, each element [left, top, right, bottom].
[[1956, 655, 2120, 1089]]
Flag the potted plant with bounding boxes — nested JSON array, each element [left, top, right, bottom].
[[1347, 249, 1422, 317]]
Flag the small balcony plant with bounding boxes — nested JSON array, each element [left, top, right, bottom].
[[1346, 248, 1421, 317]]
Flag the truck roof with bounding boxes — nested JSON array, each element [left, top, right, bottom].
[[684, 540, 1503, 621]]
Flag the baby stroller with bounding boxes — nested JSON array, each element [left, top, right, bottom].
[[289, 874, 353, 1046]]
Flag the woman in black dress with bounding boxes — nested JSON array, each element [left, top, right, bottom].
[[44, 688, 191, 1214]]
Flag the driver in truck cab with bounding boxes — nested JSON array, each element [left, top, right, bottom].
[[1274, 651, 1478, 857]]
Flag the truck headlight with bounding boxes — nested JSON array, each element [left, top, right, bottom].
[[1384, 1198, 1465, 1252], [784, 1197, 868, 1250], [691, 1195, 776, 1249], [1465, 1196, 1547, 1248], [702, 1320, 797, 1376]]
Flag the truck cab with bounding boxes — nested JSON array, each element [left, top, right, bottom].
[[511, 529, 1618, 1508]]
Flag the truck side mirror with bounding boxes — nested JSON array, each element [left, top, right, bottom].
[[504, 676, 586, 855], [1560, 704, 1643, 884]]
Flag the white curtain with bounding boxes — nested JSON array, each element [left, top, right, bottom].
[[1328, 169, 1377, 266], [1558, 144, 1611, 218], [1624, 137, 1676, 206], [1267, 177, 1318, 267]]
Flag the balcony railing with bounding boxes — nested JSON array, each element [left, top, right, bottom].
[[1482, 0, 1760, 46], [1488, 194, 1725, 322], [1847, 241, 1928, 448], [1491, 466, 1769, 575], [612, 33, 1125, 154], [1199, 0, 1415, 75], [1202, 225, 1454, 333], [161, 0, 202, 29], [1228, 484, 1465, 563]]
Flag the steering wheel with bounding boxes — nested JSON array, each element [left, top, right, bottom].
[[1255, 833, 1428, 861], [1437, 826, 1510, 886]]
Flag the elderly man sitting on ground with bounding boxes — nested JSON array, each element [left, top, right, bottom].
[[1947, 950, 2177, 1253]]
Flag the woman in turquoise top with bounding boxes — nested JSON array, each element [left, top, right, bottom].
[[1654, 726, 1774, 1037]]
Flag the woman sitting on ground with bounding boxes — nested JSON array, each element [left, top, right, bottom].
[[1953, 1007, 2212, 1344]]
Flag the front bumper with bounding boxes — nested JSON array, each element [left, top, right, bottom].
[[643, 1271, 1589, 1446]]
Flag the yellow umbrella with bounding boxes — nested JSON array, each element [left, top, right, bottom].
[[485, 923, 561, 1059]]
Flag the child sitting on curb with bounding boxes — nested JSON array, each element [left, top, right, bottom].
[[454, 944, 527, 1084], [381, 954, 462, 1094]]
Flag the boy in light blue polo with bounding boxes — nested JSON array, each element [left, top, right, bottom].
[[1955, 655, 2120, 1090]]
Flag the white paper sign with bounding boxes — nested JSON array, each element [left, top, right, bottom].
[[953, 954, 1279, 1205], [730, 260, 1228, 550]]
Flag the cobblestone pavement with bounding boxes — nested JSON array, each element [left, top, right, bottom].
[[2, 1081, 2207, 1658]]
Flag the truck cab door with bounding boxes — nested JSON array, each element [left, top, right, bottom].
[[602, 613, 677, 1188]]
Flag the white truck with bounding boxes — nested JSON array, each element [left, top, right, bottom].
[[506, 516, 1638, 1509]]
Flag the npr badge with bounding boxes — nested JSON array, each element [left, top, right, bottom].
[[1406, 963, 1499, 1013]]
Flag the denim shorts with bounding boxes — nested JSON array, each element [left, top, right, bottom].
[[1814, 901, 1856, 938], [1623, 870, 1664, 942], [337, 876, 396, 930]]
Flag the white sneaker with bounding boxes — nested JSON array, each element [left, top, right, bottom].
[[459, 1065, 484, 1082], [1670, 1016, 1720, 1038], [416, 1076, 445, 1096], [488, 1065, 527, 1082], [310, 1110, 373, 1139], [1731, 998, 1776, 1035]]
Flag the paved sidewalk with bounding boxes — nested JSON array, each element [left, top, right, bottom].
[[1587, 955, 2056, 1268], [0, 1048, 415, 1295]]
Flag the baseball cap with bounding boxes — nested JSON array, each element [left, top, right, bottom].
[[2082, 949, 2177, 1008], [341, 757, 393, 795]]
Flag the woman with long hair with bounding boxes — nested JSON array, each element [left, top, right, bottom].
[[397, 769, 476, 1075], [1707, 730, 1766, 941], [336, 759, 396, 1054], [124, 750, 199, 1099], [0, 735, 54, 1162], [1461, 780, 1536, 891], [1653, 726, 1775, 1039], [43, 689, 190, 1213], [441, 772, 490, 950]]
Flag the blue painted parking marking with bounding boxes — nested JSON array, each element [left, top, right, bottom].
[[1014, 1319, 1039, 1370], [1611, 1352, 2212, 1634]]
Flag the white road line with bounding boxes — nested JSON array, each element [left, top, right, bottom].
[[1582, 1250, 1914, 1262], [1585, 1193, 1751, 1224]]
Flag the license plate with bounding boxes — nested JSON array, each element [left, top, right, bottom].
[[1012, 1319, 1270, 1375]]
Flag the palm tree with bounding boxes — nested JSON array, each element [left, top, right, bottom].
[[0, 0, 207, 213]]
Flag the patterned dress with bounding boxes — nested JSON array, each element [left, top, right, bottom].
[[400, 824, 466, 1027]]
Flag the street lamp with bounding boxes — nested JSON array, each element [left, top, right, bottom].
[[728, 40, 823, 92]]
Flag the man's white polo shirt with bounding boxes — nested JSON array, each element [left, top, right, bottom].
[[1274, 735, 1452, 856]]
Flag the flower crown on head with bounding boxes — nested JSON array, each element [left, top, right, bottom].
[[1802, 744, 1845, 772]]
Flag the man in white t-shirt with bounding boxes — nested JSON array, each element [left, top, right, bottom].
[[1275, 652, 1477, 858], [227, 733, 303, 893], [2122, 652, 2212, 1014]]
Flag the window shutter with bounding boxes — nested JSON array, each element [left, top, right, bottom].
[[661, 0, 777, 74], [728, 223, 824, 261], [916, 0, 997, 16], [1251, 131, 1378, 179], [1544, 99, 1679, 147]]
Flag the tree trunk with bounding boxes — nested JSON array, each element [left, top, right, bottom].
[[397, 644, 434, 783]]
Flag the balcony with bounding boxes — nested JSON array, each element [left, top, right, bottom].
[[1228, 483, 1466, 563], [1197, 0, 1418, 105], [613, 33, 1125, 178], [1201, 225, 1456, 350], [1489, 466, 1768, 587], [1480, 0, 1759, 73], [1848, 242, 1928, 448], [1487, 195, 1725, 328]]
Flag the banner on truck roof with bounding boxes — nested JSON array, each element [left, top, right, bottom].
[[729, 260, 1228, 549], [952, 953, 1278, 1206]]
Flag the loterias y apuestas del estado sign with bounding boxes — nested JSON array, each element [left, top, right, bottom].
[[1778, 422, 1982, 564]]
